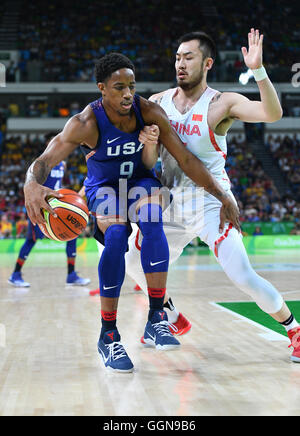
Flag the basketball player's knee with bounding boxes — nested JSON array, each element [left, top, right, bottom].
[[138, 203, 163, 238], [104, 224, 128, 253], [231, 269, 283, 314]]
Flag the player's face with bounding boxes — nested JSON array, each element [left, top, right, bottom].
[[99, 68, 136, 116], [175, 40, 206, 90]]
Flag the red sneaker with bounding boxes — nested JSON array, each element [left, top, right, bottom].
[[140, 312, 191, 344], [288, 327, 300, 362], [169, 312, 192, 336], [89, 288, 100, 296]]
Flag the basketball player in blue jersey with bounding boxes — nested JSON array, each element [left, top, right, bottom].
[[8, 133, 90, 288], [23, 53, 240, 372]]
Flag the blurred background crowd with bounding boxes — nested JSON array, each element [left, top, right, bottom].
[[4, 0, 299, 83]]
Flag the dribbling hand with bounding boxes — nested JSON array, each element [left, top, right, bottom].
[[24, 182, 63, 226]]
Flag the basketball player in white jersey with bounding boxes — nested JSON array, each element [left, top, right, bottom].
[[125, 29, 300, 362]]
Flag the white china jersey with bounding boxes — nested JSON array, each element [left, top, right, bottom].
[[159, 86, 230, 191]]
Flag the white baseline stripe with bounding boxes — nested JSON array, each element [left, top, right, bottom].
[[209, 301, 289, 342]]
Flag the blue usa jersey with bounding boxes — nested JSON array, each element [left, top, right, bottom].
[[82, 95, 155, 198], [44, 162, 65, 190]]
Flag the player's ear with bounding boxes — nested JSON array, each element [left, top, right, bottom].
[[97, 82, 105, 95], [205, 57, 214, 71]]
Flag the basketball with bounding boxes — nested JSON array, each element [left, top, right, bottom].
[[38, 189, 89, 241]]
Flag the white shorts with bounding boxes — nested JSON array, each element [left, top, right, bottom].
[[128, 186, 238, 265]]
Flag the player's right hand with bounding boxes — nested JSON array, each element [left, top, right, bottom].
[[219, 196, 241, 234], [139, 124, 160, 147], [24, 182, 63, 225]]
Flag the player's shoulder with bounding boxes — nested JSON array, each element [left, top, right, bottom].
[[71, 105, 97, 128], [209, 91, 248, 108], [65, 105, 96, 134], [62, 105, 98, 145], [148, 90, 170, 104], [139, 95, 169, 125]]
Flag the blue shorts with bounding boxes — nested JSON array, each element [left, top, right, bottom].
[[26, 219, 44, 241], [86, 177, 165, 245], [87, 177, 163, 222]]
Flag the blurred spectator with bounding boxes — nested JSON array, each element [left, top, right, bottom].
[[290, 222, 300, 235], [16, 212, 28, 238], [0, 214, 13, 238], [253, 226, 264, 236], [6, 62, 17, 83]]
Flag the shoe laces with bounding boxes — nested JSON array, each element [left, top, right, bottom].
[[153, 320, 175, 337], [168, 322, 179, 334], [106, 341, 127, 361], [288, 330, 300, 349]]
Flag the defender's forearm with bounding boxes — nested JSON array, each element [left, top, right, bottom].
[[256, 75, 282, 121]]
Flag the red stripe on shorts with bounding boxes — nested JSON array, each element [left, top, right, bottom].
[[214, 223, 233, 258], [135, 229, 141, 251]]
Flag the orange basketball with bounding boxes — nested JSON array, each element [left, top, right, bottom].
[[39, 188, 89, 241]]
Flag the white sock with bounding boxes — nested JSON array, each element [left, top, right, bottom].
[[280, 314, 299, 332], [164, 298, 179, 323]]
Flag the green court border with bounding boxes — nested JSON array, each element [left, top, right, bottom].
[[214, 301, 300, 338]]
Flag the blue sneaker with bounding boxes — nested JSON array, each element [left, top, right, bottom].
[[97, 330, 134, 373], [143, 310, 181, 350], [8, 271, 30, 287], [66, 271, 91, 286]]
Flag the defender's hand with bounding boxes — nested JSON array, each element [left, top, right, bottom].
[[139, 124, 160, 147], [241, 28, 263, 70], [219, 196, 241, 233], [24, 182, 62, 225]]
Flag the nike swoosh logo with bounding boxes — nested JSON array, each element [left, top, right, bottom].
[[107, 137, 121, 144], [98, 346, 110, 364], [147, 332, 156, 342], [103, 285, 118, 290], [150, 260, 167, 267]]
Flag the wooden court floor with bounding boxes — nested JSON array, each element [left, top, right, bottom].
[[1, 249, 300, 416]]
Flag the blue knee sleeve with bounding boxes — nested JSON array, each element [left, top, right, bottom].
[[66, 238, 77, 258], [19, 238, 36, 260], [138, 203, 169, 274], [98, 224, 128, 298]]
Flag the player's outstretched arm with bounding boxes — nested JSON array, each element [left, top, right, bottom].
[[225, 28, 282, 123], [24, 110, 97, 225], [141, 98, 240, 232]]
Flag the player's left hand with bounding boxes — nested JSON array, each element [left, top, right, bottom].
[[219, 196, 241, 234], [139, 124, 160, 147], [241, 28, 263, 70]]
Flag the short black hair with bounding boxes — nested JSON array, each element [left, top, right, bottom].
[[177, 31, 216, 60], [94, 53, 135, 83]]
